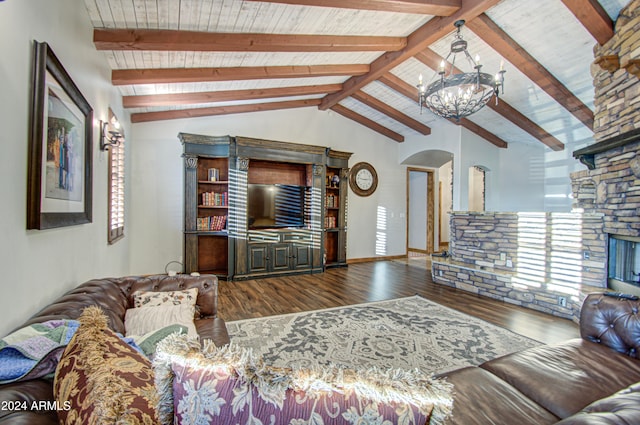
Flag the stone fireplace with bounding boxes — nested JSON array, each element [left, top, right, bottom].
[[571, 0, 640, 295]]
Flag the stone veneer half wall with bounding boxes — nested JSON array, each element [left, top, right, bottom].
[[432, 212, 606, 321]]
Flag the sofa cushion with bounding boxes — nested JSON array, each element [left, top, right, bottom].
[[481, 338, 640, 419], [555, 382, 640, 424], [438, 366, 559, 425], [124, 303, 197, 337], [53, 306, 159, 424], [153, 334, 454, 425]]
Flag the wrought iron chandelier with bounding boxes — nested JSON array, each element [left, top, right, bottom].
[[417, 20, 506, 121]]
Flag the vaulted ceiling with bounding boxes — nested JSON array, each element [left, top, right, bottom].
[[83, 0, 627, 150]]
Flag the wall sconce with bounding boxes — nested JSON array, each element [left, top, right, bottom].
[[100, 119, 123, 151]]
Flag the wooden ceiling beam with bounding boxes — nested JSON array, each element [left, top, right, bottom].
[[94, 29, 406, 52], [561, 0, 614, 45], [123, 84, 342, 108], [378, 73, 420, 102], [130, 99, 321, 123], [244, 0, 461, 16], [466, 14, 593, 130], [377, 73, 508, 148], [352, 90, 431, 135], [331, 104, 404, 142], [112, 64, 369, 85], [318, 0, 501, 110], [455, 117, 508, 149]]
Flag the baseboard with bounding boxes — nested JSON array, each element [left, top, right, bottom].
[[347, 255, 407, 264]]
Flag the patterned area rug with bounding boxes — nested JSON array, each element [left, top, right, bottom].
[[226, 295, 540, 375]]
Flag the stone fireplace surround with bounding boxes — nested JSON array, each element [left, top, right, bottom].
[[572, 129, 640, 296], [432, 0, 640, 322]]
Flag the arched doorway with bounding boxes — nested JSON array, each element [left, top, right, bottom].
[[402, 150, 454, 255]]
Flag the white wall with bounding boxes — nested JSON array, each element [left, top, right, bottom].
[[0, 0, 131, 336], [496, 142, 547, 211], [468, 166, 485, 211], [129, 107, 407, 274]]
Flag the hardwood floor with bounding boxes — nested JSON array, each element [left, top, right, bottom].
[[217, 259, 579, 345]]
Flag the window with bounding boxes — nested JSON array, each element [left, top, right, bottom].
[[107, 111, 125, 243]]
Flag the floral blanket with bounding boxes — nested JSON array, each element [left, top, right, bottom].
[[0, 320, 80, 384]]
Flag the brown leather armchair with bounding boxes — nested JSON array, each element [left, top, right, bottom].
[[0, 274, 229, 425]]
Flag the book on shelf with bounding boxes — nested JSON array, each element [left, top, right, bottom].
[[207, 168, 220, 182], [324, 216, 337, 228], [197, 215, 227, 231], [325, 194, 338, 208], [201, 191, 228, 206]]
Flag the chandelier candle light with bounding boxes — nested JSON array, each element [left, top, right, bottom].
[[417, 20, 506, 121]]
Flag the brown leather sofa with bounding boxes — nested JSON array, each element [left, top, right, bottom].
[[438, 293, 640, 424], [0, 274, 229, 425]]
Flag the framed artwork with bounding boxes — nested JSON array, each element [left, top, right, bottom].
[[27, 41, 93, 229]]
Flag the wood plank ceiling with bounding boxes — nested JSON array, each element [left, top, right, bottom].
[[83, 0, 627, 149]]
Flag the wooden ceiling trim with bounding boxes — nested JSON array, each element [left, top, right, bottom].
[[415, 49, 565, 151], [123, 84, 342, 107], [331, 104, 404, 142], [466, 14, 594, 130], [561, 0, 614, 45], [93, 29, 406, 52], [318, 0, 501, 110], [243, 0, 461, 16], [352, 90, 431, 135], [377, 73, 509, 148], [130, 99, 322, 123], [112, 64, 370, 85]]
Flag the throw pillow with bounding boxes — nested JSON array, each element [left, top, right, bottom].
[[125, 304, 197, 338], [53, 306, 159, 424], [133, 287, 201, 319], [129, 324, 188, 358], [153, 334, 454, 425], [132, 287, 198, 309]]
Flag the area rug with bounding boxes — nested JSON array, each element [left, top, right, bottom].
[[226, 295, 541, 375]]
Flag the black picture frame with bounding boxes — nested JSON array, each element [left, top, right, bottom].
[[27, 41, 93, 229]]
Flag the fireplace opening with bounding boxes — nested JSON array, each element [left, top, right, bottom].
[[608, 234, 640, 297]]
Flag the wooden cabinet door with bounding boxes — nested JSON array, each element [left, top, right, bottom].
[[248, 244, 270, 274], [272, 243, 291, 271], [291, 244, 312, 270]]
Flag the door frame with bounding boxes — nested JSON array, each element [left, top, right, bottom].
[[406, 167, 435, 254]]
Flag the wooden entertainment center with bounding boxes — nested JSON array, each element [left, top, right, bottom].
[[179, 133, 351, 280]]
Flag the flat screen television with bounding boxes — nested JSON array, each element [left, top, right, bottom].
[[247, 184, 308, 229]]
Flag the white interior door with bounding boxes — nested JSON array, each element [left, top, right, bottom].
[[408, 170, 428, 252]]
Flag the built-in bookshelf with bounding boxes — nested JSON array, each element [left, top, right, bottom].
[[180, 133, 233, 278], [325, 167, 341, 230], [324, 150, 351, 268], [196, 157, 229, 235]]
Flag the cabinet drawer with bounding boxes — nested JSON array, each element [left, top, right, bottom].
[[282, 231, 313, 243], [248, 231, 280, 242]]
